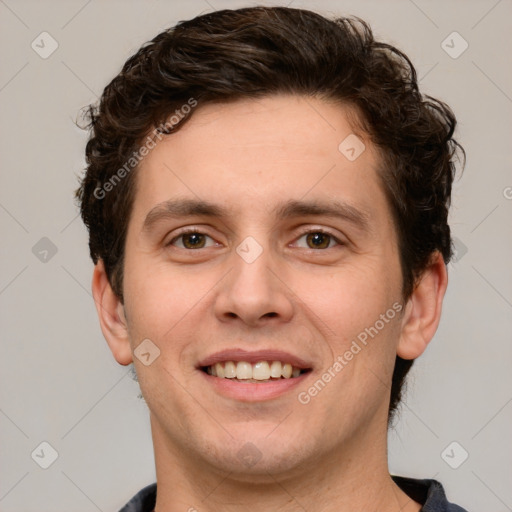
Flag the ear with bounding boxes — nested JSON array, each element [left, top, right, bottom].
[[397, 251, 448, 360], [91, 260, 133, 366]]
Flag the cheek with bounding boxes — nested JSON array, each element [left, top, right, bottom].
[[123, 260, 196, 335], [122, 260, 224, 376], [298, 258, 402, 337], [296, 259, 404, 396]]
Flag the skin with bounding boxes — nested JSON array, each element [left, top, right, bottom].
[[92, 95, 447, 511]]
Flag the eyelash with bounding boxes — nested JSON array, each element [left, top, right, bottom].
[[167, 227, 343, 250]]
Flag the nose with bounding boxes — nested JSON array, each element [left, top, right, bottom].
[[213, 237, 294, 328]]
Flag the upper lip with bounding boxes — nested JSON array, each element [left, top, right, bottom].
[[197, 349, 313, 369]]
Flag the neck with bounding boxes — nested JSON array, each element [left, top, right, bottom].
[[149, 414, 421, 512]]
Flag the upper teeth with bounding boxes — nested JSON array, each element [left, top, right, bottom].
[[206, 361, 302, 380]]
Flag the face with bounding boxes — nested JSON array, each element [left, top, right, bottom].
[[117, 95, 407, 479]]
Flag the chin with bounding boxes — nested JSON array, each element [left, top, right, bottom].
[[194, 426, 318, 481]]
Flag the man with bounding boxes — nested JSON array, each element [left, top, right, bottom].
[[76, 6, 468, 511]]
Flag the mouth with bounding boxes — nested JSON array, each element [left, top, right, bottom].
[[197, 349, 313, 401], [200, 360, 311, 382]]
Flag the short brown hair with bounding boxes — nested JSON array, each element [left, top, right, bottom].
[[76, 6, 464, 426]]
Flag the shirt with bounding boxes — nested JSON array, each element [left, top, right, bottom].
[[119, 475, 470, 511]]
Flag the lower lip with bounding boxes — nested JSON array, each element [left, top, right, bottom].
[[199, 370, 310, 401]]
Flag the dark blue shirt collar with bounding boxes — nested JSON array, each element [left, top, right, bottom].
[[119, 476, 469, 512]]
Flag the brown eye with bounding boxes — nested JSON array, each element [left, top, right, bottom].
[[182, 233, 206, 249], [293, 230, 342, 250], [170, 231, 215, 249], [306, 232, 332, 249]]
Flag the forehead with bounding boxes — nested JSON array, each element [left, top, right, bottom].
[[130, 95, 391, 231]]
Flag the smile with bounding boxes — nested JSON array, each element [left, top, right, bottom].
[[197, 349, 313, 401], [202, 360, 309, 382]]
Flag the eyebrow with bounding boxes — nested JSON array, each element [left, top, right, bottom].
[[142, 197, 371, 233]]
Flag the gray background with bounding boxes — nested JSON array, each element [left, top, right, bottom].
[[1, 0, 511, 510]]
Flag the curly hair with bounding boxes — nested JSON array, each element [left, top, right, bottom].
[[76, 6, 464, 427]]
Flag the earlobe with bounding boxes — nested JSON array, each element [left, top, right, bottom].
[[397, 252, 448, 360], [91, 260, 133, 366]]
